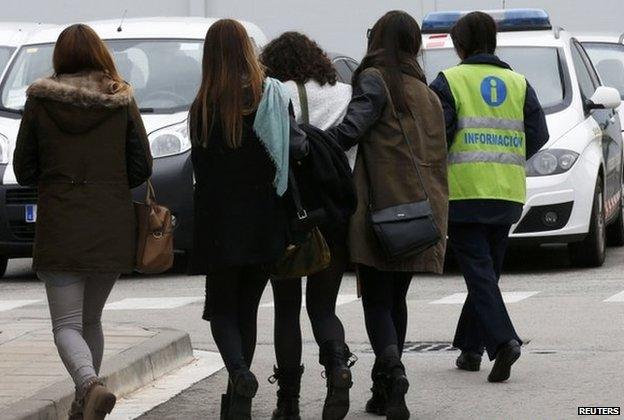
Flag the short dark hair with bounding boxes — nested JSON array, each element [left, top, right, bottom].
[[260, 32, 337, 86], [450, 11, 497, 58]]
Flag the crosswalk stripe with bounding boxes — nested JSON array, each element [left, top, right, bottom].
[[0, 300, 42, 312], [109, 350, 223, 420], [604, 291, 624, 302], [260, 294, 359, 308], [104, 297, 203, 310], [429, 291, 540, 305]]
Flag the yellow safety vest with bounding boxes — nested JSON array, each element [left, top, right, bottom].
[[443, 64, 527, 203]]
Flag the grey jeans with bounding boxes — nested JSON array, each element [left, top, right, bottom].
[[38, 271, 119, 394]]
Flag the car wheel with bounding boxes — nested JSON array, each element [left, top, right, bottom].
[[569, 178, 606, 267], [606, 180, 624, 246], [0, 257, 7, 277]]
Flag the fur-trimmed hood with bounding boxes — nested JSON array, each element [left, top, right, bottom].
[[27, 71, 133, 108], [26, 71, 134, 134]]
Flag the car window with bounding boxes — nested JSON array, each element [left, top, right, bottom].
[[0, 46, 15, 76], [422, 47, 566, 113], [346, 59, 359, 72], [583, 42, 624, 100], [570, 42, 597, 102], [333, 58, 353, 84], [1, 39, 204, 113]]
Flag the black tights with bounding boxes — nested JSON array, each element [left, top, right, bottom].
[[207, 265, 269, 374], [270, 243, 348, 369], [358, 264, 413, 357]]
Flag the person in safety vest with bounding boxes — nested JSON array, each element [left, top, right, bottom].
[[430, 11, 548, 382]]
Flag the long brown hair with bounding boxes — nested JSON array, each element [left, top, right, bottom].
[[354, 11, 426, 113], [53, 24, 128, 94], [189, 19, 265, 148]]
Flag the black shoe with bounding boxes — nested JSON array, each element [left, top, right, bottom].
[[455, 351, 482, 372], [364, 359, 387, 416], [269, 365, 304, 420], [227, 370, 259, 420], [488, 340, 521, 383], [319, 341, 356, 420], [381, 346, 410, 420]]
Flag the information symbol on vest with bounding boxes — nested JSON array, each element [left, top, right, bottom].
[[480, 76, 507, 107]]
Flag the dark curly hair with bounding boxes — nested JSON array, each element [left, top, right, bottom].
[[260, 32, 337, 85]]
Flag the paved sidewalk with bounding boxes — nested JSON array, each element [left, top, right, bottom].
[[0, 320, 193, 420]]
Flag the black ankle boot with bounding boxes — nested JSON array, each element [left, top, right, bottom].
[[319, 341, 356, 420], [381, 346, 410, 420], [227, 369, 259, 420], [365, 359, 387, 416], [269, 365, 304, 420], [220, 392, 230, 420]]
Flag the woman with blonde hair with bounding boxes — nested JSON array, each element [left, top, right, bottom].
[[188, 19, 308, 419], [14, 24, 152, 420]]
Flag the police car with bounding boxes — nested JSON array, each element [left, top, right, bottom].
[[578, 34, 624, 133], [421, 9, 623, 267]]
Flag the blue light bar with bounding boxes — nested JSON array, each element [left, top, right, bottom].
[[422, 8, 552, 34]]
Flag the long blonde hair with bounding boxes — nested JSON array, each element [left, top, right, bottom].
[[189, 19, 264, 148]]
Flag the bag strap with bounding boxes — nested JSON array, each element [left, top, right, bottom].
[[359, 70, 430, 211], [145, 179, 156, 205], [296, 82, 310, 125], [289, 170, 308, 220]]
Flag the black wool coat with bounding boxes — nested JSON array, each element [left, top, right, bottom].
[[292, 124, 356, 243], [189, 110, 308, 274]]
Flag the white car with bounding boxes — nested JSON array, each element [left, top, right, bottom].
[[0, 17, 267, 276], [0, 23, 55, 158], [421, 9, 624, 267]]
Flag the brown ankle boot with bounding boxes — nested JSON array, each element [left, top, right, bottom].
[[83, 381, 116, 420], [68, 397, 83, 420]]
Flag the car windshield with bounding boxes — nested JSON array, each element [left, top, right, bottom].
[[0, 39, 203, 113], [422, 46, 566, 113], [583, 42, 624, 100]]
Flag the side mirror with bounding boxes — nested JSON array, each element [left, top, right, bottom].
[[587, 86, 622, 110]]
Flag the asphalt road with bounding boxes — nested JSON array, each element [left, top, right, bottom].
[[2, 245, 624, 419]]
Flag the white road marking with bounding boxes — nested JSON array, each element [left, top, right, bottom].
[[104, 297, 203, 311], [0, 299, 41, 312], [260, 294, 359, 308], [109, 350, 224, 420], [429, 291, 540, 305], [604, 291, 624, 302]]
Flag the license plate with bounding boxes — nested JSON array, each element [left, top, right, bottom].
[[25, 205, 37, 223]]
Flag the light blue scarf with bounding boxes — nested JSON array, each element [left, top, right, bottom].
[[253, 77, 290, 196]]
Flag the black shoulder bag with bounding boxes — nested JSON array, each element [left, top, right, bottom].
[[362, 87, 441, 261]]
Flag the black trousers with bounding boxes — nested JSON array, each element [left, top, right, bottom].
[[270, 242, 348, 369], [358, 264, 413, 357], [448, 222, 522, 360], [206, 265, 269, 374]]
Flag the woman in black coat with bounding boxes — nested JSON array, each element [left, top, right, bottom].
[[188, 19, 307, 419]]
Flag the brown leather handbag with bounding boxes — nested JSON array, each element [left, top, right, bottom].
[[134, 181, 174, 274]]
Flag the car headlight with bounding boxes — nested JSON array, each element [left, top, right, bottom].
[[148, 120, 191, 159], [0, 133, 9, 164], [526, 149, 579, 177]]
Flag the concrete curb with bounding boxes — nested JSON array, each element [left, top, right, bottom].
[[4, 328, 194, 420]]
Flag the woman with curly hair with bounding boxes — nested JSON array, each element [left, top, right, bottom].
[[260, 32, 353, 420]]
